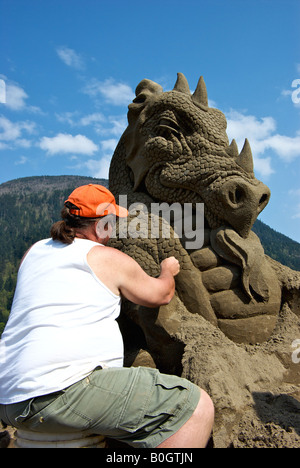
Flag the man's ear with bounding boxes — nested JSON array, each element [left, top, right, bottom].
[[95, 217, 113, 244], [95, 219, 105, 239]]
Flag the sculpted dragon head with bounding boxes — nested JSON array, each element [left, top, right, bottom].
[[110, 73, 270, 239]]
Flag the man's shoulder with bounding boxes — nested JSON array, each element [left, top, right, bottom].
[[88, 245, 128, 262]]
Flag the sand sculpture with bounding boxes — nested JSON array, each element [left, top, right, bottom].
[[108, 74, 300, 447]]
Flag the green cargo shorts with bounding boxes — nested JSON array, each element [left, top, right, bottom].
[[0, 366, 201, 448]]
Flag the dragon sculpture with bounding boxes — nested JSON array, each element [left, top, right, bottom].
[[108, 73, 300, 447]]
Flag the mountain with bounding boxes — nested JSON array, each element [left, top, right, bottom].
[[252, 218, 300, 272], [0, 175, 109, 195], [0, 175, 300, 335]]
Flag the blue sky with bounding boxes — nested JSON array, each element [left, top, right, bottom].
[[0, 0, 300, 242]]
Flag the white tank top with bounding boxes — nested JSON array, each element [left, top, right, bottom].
[[0, 238, 123, 404]]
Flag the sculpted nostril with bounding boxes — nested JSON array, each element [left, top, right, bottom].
[[259, 193, 269, 206], [235, 188, 244, 204], [229, 187, 245, 205]]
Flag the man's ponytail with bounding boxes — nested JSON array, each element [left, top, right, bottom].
[[50, 203, 99, 244], [50, 220, 76, 244]]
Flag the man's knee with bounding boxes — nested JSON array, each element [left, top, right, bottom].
[[195, 388, 215, 424]]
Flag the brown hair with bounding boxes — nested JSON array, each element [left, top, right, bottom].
[[50, 202, 100, 244]]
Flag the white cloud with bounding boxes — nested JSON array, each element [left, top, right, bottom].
[[79, 113, 105, 127], [262, 132, 300, 162], [55, 111, 105, 128], [100, 139, 118, 153], [0, 115, 22, 140], [106, 115, 127, 136], [71, 155, 111, 179], [0, 76, 43, 113], [56, 46, 84, 70], [55, 110, 127, 139], [55, 111, 79, 126], [281, 89, 292, 98], [226, 110, 300, 177], [82, 156, 112, 179], [226, 110, 276, 143], [15, 138, 32, 148], [39, 133, 98, 156], [0, 79, 6, 104], [5, 83, 28, 110], [69, 138, 117, 179], [83, 78, 134, 106], [0, 116, 36, 148], [15, 155, 29, 165]]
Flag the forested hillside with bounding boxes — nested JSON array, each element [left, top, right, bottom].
[[252, 219, 300, 272], [0, 176, 108, 336], [0, 175, 300, 336]]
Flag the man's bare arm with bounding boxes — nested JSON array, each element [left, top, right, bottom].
[[118, 255, 180, 307], [87, 246, 180, 308]]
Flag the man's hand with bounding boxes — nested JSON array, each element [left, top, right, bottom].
[[160, 257, 180, 277]]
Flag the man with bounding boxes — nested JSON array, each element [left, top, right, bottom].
[[0, 184, 214, 448]]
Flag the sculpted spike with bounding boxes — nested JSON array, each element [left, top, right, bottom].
[[192, 76, 208, 108], [173, 73, 191, 94], [237, 138, 254, 174], [227, 139, 239, 158]]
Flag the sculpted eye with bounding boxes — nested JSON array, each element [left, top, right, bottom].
[[158, 118, 181, 137], [133, 93, 147, 104]]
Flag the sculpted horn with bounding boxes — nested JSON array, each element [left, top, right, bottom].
[[237, 138, 254, 174], [192, 76, 208, 108], [173, 73, 191, 94], [227, 139, 239, 158]]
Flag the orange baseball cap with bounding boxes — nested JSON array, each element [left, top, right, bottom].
[[65, 184, 128, 218]]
